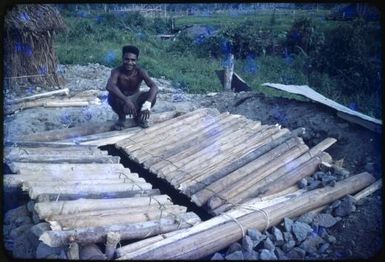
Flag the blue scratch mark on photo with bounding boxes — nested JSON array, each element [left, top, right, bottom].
[[243, 53, 259, 74], [19, 12, 30, 23], [38, 65, 48, 75], [15, 43, 33, 57], [104, 50, 117, 66]]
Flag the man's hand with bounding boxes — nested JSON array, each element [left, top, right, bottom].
[[123, 99, 137, 117], [140, 101, 152, 120]]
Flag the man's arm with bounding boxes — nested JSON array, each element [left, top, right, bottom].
[[106, 69, 137, 116], [141, 69, 159, 103]]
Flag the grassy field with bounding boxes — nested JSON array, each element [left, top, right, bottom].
[[54, 8, 382, 118]]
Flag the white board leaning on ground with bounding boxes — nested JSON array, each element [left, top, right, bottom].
[[262, 83, 382, 133]]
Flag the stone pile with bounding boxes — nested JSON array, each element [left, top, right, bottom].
[[210, 167, 359, 260]]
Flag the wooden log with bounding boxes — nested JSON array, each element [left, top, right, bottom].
[[258, 151, 333, 197], [119, 172, 375, 260], [18, 111, 180, 142], [36, 189, 161, 202], [184, 128, 305, 196], [49, 205, 187, 230], [34, 195, 173, 219], [23, 178, 146, 189], [44, 98, 100, 107], [115, 108, 218, 149], [232, 137, 337, 200], [105, 232, 121, 259], [47, 204, 180, 222], [207, 140, 309, 212], [6, 88, 70, 104], [115, 229, 187, 257], [353, 178, 382, 201], [142, 113, 248, 167], [27, 182, 153, 200], [9, 162, 126, 174], [8, 172, 141, 186], [4, 154, 121, 164], [39, 212, 201, 247], [190, 129, 292, 206]]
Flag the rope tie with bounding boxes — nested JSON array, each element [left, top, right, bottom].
[[221, 213, 246, 238]]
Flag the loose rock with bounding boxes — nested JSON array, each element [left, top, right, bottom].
[[259, 249, 277, 260], [225, 250, 244, 260], [292, 222, 313, 242]]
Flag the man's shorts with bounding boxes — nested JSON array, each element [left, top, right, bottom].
[[107, 91, 155, 116]]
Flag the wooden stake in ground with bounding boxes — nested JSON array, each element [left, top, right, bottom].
[[224, 53, 234, 91], [105, 232, 121, 259]]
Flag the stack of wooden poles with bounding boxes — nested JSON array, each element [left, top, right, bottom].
[[115, 108, 338, 215], [4, 143, 201, 249]]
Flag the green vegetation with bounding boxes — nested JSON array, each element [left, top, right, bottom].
[[54, 8, 381, 118]]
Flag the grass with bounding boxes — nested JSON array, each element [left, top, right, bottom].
[[53, 9, 381, 119]]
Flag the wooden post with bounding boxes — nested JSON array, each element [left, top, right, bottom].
[[224, 53, 234, 92]]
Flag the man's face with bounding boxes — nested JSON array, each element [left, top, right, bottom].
[[123, 52, 137, 71]]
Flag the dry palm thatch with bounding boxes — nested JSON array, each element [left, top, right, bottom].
[[4, 4, 67, 90]]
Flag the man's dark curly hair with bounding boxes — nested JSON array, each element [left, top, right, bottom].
[[122, 45, 140, 57]]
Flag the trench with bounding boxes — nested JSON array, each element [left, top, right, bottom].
[[99, 144, 213, 222]]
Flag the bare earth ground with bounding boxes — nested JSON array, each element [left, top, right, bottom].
[[3, 64, 384, 259]]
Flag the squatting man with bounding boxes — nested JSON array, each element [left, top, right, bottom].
[[106, 45, 158, 130]]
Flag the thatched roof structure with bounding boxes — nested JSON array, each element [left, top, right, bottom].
[[5, 4, 67, 33], [4, 4, 67, 90]]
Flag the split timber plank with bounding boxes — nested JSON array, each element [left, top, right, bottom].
[[58, 128, 141, 146], [16, 111, 180, 142], [4, 146, 107, 156], [116, 172, 375, 260], [6, 88, 70, 104], [27, 182, 153, 200], [39, 212, 201, 248], [8, 162, 127, 174], [34, 189, 161, 202], [4, 154, 121, 164]]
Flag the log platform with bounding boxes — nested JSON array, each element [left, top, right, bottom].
[[4, 108, 379, 260]]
